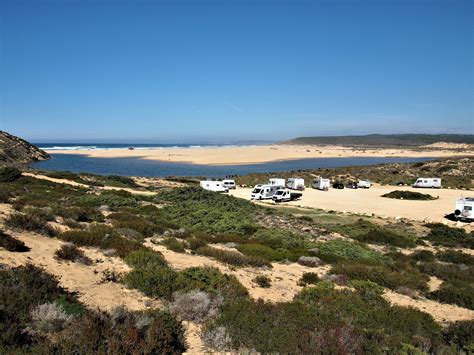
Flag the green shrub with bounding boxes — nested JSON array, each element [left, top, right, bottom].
[[186, 236, 208, 250], [332, 260, 429, 291], [437, 250, 474, 265], [443, 320, 474, 352], [252, 228, 309, 249], [195, 246, 271, 268], [5, 212, 57, 236], [317, 240, 385, 263], [0, 230, 30, 252], [57, 206, 104, 223], [428, 281, 474, 310], [382, 191, 436, 201], [73, 190, 138, 210], [424, 223, 474, 248], [237, 243, 306, 262], [0, 189, 12, 203], [206, 286, 442, 353], [162, 237, 186, 253], [353, 228, 416, 248], [297, 272, 320, 286], [348, 280, 384, 300], [411, 250, 436, 262], [175, 267, 248, 302], [253, 275, 271, 288], [123, 266, 178, 299], [108, 212, 162, 238], [418, 262, 474, 284], [55, 244, 92, 265], [58, 225, 142, 258], [0, 166, 21, 182], [157, 187, 259, 234], [123, 249, 168, 269]]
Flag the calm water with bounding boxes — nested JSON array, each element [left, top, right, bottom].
[[30, 154, 431, 178]]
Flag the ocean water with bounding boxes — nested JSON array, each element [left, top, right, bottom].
[[34, 143, 249, 150], [30, 154, 431, 178]]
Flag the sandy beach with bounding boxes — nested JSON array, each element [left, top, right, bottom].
[[45, 143, 474, 165]]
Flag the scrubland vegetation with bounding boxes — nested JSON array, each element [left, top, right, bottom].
[[0, 170, 473, 353], [382, 190, 437, 200]]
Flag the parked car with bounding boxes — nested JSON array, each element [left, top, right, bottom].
[[251, 184, 284, 200], [454, 197, 474, 221], [413, 178, 441, 188], [272, 189, 303, 203], [346, 182, 358, 189], [332, 182, 344, 189], [222, 179, 236, 189], [357, 179, 372, 188]]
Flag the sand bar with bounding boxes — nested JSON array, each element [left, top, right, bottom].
[[45, 144, 474, 165]]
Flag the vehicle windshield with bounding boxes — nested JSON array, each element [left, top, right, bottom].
[[275, 190, 284, 195], [252, 188, 261, 193]]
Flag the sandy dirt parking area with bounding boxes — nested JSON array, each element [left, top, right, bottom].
[[230, 185, 473, 227]]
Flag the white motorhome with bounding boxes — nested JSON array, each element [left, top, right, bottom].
[[454, 197, 474, 221], [413, 178, 441, 189], [269, 178, 285, 186], [287, 178, 305, 190], [222, 179, 236, 190], [251, 184, 284, 200], [357, 179, 372, 189], [312, 178, 330, 191], [200, 181, 228, 193]]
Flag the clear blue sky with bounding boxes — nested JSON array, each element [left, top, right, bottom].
[[1, 0, 473, 142]]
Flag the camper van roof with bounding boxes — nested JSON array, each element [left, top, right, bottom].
[[459, 197, 474, 202]]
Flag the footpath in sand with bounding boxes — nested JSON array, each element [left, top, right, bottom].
[[230, 185, 472, 227], [45, 143, 474, 165]]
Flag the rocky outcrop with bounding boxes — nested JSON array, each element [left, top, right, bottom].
[[0, 131, 50, 164]]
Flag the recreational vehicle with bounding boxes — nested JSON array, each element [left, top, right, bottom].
[[357, 179, 372, 189], [200, 181, 228, 193], [251, 184, 284, 200], [222, 179, 236, 189], [454, 197, 474, 221], [287, 178, 305, 190], [412, 178, 441, 189], [269, 178, 285, 186], [312, 178, 330, 191]]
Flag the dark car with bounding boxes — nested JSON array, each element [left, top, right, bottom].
[[346, 182, 358, 189], [332, 182, 345, 189]]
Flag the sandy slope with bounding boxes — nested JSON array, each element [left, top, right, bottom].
[[45, 144, 473, 165], [230, 185, 473, 228]]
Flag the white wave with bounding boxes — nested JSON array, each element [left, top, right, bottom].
[[40, 146, 98, 150]]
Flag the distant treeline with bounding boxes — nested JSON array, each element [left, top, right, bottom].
[[284, 134, 474, 147]]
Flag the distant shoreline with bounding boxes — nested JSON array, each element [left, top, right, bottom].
[[43, 143, 473, 166]]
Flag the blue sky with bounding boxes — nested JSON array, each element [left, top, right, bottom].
[[1, 0, 473, 142]]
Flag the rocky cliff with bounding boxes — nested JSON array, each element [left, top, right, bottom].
[[0, 131, 50, 164]]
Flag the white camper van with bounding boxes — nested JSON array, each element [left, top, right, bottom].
[[269, 178, 285, 186], [357, 179, 372, 189], [312, 178, 330, 191], [200, 181, 228, 193], [454, 197, 474, 221], [251, 184, 284, 200], [413, 178, 441, 189], [222, 179, 236, 190], [287, 178, 305, 190]]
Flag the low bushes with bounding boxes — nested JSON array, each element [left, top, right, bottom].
[[298, 272, 320, 286], [443, 320, 474, 353], [428, 281, 474, 310], [237, 243, 306, 262], [297, 256, 323, 267], [195, 246, 271, 268], [0, 230, 30, 252], [411, 250, 436, 262], [253, 275, 271, 288], [123, 266, 178, 299], [170, 290, 223, 322], [424, 223, 474, 248], [332, 260, 429, 291], [316, 240, 385, 263], [162, 237, 186, 253], [55, 243, 92, 265], [0, 166, 21, 182], [58, 225, 142, 258], [205, 285, 443, 353], [382, 190, 436, 201], [123, 249, 168, 269], [5, 212, 58, 236], [352, 228, 416, 248], [108, 212, 162, 238], [57, 206, 104, 223], [437, 250, 474, 265]]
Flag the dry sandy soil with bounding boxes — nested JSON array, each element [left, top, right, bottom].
[[230, 185, 473, 228], [45, 143, 474, 165]]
